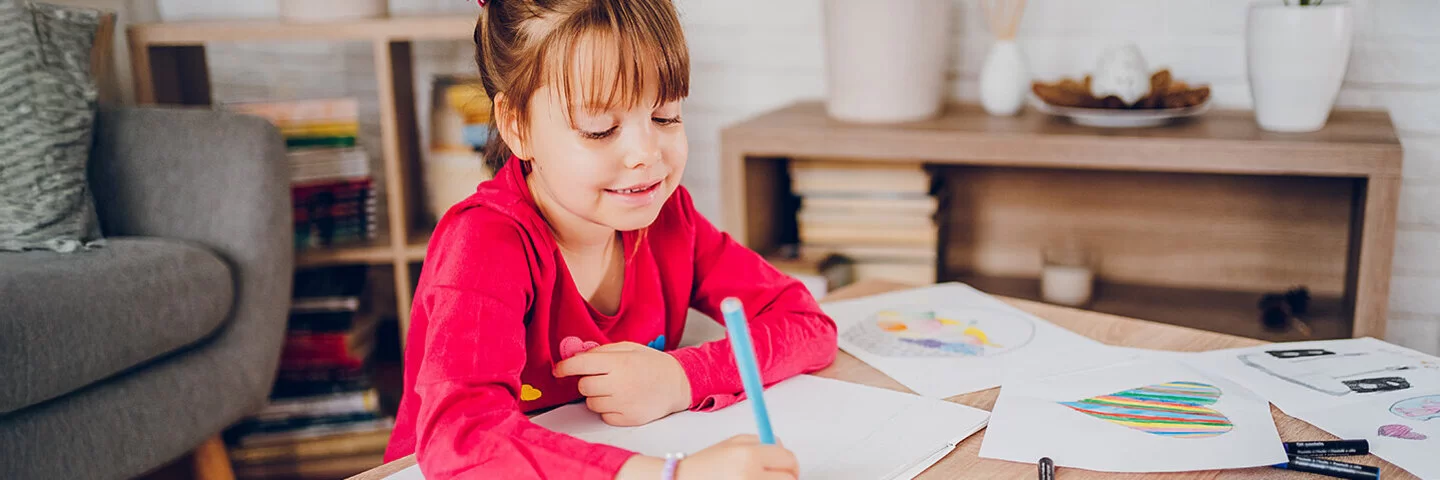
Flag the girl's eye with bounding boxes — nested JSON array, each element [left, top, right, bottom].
[[581, 125, 618, 140], [653, 116, 682, 126]]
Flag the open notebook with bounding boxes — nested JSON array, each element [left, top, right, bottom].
[[387, 375, 989, 479]]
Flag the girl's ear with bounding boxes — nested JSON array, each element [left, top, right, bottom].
[[493, 92, 531, 160]]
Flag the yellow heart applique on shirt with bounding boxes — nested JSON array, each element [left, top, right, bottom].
[[520, 384, 542, 401]]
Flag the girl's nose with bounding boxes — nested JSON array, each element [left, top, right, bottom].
[[623, 125, 662, 169]]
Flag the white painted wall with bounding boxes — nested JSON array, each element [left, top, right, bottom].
[[157, 0, 1440, 353]]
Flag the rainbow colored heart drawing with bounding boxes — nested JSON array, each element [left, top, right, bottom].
[[1059, 381, 1234, 438]]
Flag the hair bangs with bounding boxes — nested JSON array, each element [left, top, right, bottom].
[[539, 0, 689, 125]]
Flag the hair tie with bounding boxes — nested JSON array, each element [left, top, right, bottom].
[[478, 0, 488, 6]]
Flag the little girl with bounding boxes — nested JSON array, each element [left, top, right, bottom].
[[383, 0, 838, 478]]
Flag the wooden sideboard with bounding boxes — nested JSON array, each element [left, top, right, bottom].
[[720, 102, 1403, 341]]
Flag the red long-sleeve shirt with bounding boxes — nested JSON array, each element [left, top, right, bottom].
[[384, 159, 838, 479]]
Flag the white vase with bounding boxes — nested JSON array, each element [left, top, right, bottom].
[[979, 40, 1029, 116], [823, 0, 951, 123], [1246, 3, 1353, 132]]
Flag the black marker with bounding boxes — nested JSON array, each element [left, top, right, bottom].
[[1284, 439, 1370, 457], [1037, 457, 1054, 480], [1271, 455, 1380, 480]]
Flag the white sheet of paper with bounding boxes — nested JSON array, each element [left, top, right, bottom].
[[1291, 389, 1440, 480], [823, 282, 1136, 398], [979, 359, 1287, 473], [386, 464, 422, 480], [1185, 337, 1440, 416], [531, 375, 989, 480], [1105, 346, 1202, 361], [387, 375, 989, 480]]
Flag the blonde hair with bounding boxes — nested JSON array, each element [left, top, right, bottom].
[[475, 0, 690, 171]]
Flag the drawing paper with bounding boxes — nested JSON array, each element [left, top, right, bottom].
[[824, 283, 1135, 398], [980, 359, 1287, 472], [1292, 389, 1440, 480], [387, 375, 989, 480], [1185, 337, 1440, 415]]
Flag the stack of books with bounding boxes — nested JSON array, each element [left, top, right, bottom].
[[228, 98, 378, 251], [228, 267, 391, 479], [790, 160, 940, 283]]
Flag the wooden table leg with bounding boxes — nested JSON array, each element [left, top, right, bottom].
[[191, 435, 236, 480], [1351, 175, 1401, 339]]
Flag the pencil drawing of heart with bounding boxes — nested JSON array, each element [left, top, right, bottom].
[[1059, 381, 1234, 438], [560, 336, 599, 360], [1378, 424, 1427, 440]]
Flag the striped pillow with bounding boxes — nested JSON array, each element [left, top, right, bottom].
[[0, 1, 104, 252]]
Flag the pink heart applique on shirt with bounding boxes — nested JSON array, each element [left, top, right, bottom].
[[559, 336, 600, 360]]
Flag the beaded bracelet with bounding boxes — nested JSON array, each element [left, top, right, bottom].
[[661, 452, 686, 480]]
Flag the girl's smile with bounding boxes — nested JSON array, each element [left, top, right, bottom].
[[604, 178, 666, 207]]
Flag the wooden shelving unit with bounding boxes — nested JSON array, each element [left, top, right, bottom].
[[128, 15, 477, 340], [722, 101, 1403, 341], [295, 240, 395, 268]]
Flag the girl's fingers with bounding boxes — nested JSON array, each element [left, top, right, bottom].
[[553, 354, 613, 377], [757, 445, 800, 474], [585, 395, 621, 413], [757, 473, 798, 480], [589, 341, 641, 353], [576, 375, 615, 397], [600, 412, 642, 426]]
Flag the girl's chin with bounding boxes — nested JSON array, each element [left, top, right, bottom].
[[599, 205, 666, 232]]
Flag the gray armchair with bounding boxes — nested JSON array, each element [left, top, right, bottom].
[[0, 107, 292, 479]]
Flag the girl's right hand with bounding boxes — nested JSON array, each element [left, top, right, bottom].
[[677, 434, 799, 480]]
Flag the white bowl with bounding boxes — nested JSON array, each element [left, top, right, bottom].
[[1029, 96, 1211, 128]]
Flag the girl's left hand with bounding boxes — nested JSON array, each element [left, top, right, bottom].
[[553, 341, 693, 426]]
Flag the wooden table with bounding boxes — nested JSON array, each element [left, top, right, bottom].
[[351, 281, 1417, 479]]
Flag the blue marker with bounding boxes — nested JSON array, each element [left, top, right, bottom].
[[721, 297, 775, 445]]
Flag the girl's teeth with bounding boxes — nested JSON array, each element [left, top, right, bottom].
[[615, 184, 652, 194]]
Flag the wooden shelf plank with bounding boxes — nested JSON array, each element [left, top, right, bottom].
[[296, 242, 393, 268], [128, 15, 475, 46], [405, 234, 429, 263], [721, 102, 1403, 178], [950, 274, 1351, 343]]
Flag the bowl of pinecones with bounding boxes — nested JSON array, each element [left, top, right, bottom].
[[1030, 69, 1212, 128]]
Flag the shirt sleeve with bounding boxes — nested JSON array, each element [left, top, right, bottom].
[[411, 217, 636, 479], [665, 189, 839, 411]]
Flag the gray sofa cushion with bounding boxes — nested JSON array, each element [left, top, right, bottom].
[[0, 1, 105, 252], [0, 237, 234, 413]]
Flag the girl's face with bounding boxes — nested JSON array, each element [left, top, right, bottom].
[[520, 76, 688, 234]]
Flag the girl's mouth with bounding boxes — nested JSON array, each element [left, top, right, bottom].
[[606, 179, 662, 195], [604, 179, 664, 206]]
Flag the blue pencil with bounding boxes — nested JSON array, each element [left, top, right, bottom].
[[721, 297, 775, 445]]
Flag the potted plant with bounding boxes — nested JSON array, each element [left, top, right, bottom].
[[1246, 0, 1353, 132]]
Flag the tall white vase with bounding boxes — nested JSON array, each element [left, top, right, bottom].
[[1246, 3, 1353, 132], [979, 40, 1029, 116], [823, 0, 951, 123]]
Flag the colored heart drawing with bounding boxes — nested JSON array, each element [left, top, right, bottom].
[[1059, 381, 1234, 438], [520, 384, 543, 402], [647, 334, 667, 350], [1390, 395, 1440, 421], [1378, 424, 1427, 440], [559, 336, 599, 360]]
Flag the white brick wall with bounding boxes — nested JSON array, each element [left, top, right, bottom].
[[159, 0, 1440, 353]]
